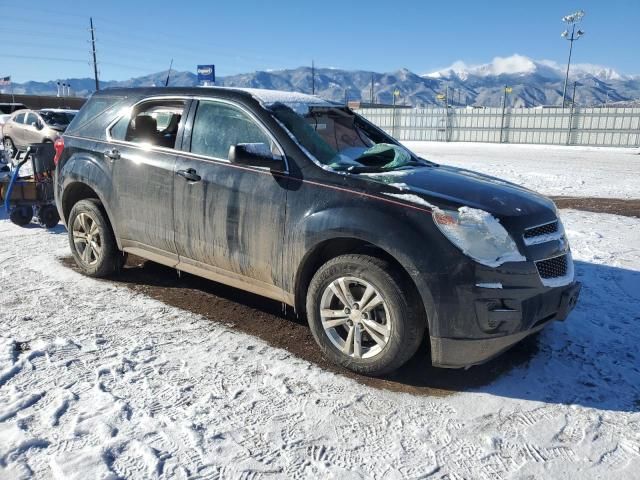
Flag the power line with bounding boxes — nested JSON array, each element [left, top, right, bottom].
[[2, 53, 89, 64], [0, 4, 95, 20], [1, 53, 157, 73], [1, 12, 305, 70]]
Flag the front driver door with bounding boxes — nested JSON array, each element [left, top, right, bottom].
[[173, 99, 288, 301]]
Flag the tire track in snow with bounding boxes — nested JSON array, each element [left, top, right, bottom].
[[1, 211, 640, 478]]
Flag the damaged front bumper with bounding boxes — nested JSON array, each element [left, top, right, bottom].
[[430, 281, 582, 368]]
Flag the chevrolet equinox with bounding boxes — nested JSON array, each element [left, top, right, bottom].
[[54, 87, 581, 375]]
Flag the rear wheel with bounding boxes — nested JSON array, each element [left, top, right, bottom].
[[9, 206, 32, 226], [38, 204, 60, 229], [306, 254, 426, 376], [68, 199, 121, 277]]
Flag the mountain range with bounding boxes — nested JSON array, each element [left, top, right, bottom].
[[5, 55, 640, 107]]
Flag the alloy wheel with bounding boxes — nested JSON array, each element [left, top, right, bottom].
[[320, 276, 391, 359], [72, 213, 102, 266]]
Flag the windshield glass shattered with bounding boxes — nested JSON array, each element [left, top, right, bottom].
[[269, 103, 433, 173]]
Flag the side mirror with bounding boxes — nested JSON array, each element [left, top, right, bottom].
[[228, 143, 284, 169], [32, 121, 43, 130]]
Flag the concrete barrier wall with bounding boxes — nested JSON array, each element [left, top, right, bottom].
[[0, 93, 87, 111]]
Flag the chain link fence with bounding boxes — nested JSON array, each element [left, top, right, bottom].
[[357, 106, 640, 147]]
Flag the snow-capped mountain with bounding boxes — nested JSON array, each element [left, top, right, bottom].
[[424, 54, 632, 82], [6, 55, 639, 107], [421, 55, 638, 107]]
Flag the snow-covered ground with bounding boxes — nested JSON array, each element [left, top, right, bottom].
[[1, 142, 640, 478], [404, 142, 640, 199], [1, 207, 639, 479]]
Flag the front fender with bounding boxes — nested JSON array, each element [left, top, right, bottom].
[[294, 205, 444, 335]]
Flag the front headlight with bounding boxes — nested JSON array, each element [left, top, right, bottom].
[[433, 207, 526, 267]]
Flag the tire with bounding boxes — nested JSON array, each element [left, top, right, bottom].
[[38, 204, 61, 229], [67, 199, 122, 277], [9, 206, 32, 226], [306, 254, 426, 376], [3, 137, 16, 159]]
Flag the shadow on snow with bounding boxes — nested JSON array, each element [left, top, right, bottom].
[[59, 253, 640, 413]]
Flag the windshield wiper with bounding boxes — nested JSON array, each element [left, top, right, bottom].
[[339, 163, 424, 174]]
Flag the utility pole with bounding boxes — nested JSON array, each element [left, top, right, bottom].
[[165, 59, 173, 87], [311, 60, 315, 95], [500, 85, 508, 143], [89, 17, 100, 91], [370, 75, 374, 105], [445, 85, 450, 142], [567, 81, 578, 145]]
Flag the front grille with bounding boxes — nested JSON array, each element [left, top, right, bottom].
[[536, 254, 568, 279], [524, 221, 558, 239]]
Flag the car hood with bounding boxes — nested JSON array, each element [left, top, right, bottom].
[[363, 165, 556, 218]]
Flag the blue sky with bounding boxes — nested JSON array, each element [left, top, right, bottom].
[[1, 0, 639, 82]]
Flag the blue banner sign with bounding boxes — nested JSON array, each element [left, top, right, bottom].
[[197, 65, 215, 84]]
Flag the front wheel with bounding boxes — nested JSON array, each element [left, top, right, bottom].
[[306, 254, 426, 376], [68, 199, 122, 277]]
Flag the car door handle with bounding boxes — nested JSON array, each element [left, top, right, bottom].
[[104, 148, 120, 161], [176, 168, 201, 182]]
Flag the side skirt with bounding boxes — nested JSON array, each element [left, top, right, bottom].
[[121, 240, 295, 306]]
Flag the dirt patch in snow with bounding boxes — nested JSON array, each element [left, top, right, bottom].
[[59, 256, 539, 396], [551, 197, 640, 218]]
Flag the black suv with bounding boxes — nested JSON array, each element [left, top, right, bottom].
[[54, 87, 581, 375]]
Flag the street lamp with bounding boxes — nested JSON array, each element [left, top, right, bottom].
[[560, 9, 585, 107]]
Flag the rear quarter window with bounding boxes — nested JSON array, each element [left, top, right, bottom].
[[65, 94, 130, 140]]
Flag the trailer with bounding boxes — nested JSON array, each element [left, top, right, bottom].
[[1, 143, 60, 228]]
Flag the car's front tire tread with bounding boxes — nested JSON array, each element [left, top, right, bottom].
[[306, 254, 426, 376]]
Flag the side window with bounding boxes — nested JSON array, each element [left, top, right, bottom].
[[190, 101, 278, 160], [109, 114, 129, 141], [13, 113, 25, 124], [71, 95, 120, 129], [25, 113, 38, 126], [109, 100, 186, 149]]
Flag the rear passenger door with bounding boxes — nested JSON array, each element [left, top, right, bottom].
[[173, 99, 288, 299], [106, 98, 190, 260], [23, 112, 42, 144]]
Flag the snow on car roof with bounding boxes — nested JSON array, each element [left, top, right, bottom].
[[215, 87, 336, 114], [237, 88, 333, 106]]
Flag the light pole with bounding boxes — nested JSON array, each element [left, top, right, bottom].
[[560, 10, 585, 107]]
